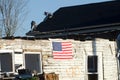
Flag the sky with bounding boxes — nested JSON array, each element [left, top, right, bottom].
[[15, 0, 111, 36]]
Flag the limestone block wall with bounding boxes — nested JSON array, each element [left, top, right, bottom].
[[0, 38, 118, 80]]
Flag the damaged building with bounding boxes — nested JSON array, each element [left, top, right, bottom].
[[0, 1, 120, 80], [0, 38, 118, 80]]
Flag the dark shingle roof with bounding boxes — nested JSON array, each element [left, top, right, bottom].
[[36, 1, 120, 32]]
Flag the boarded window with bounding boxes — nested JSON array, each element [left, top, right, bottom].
[[0, 53, 13, 72], [88, 74, 98, 80], [87, 55, 98, 80], [88, 56, 98, 72], [25, 54, 42, 73]]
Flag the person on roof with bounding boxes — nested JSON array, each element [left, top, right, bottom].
[[31, 21, 37, 31]]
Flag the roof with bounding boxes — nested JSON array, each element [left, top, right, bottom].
[[36, 1, 120, 32], [26, 1, 120, 40]]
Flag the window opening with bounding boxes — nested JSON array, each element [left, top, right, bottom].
[[87, 55, 98, 80]]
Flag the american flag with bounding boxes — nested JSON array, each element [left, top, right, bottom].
[[52, 41, 73, 59]]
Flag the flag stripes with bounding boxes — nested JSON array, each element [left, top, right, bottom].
[[52, 41, 73, 59]]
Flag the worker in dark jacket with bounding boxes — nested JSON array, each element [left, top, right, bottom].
[[31, 21, 37, 31]]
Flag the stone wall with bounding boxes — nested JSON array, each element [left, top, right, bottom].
[[0, 38, 118, 80]]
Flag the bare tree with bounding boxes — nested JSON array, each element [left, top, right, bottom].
[[0, 0, 28, 37]]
